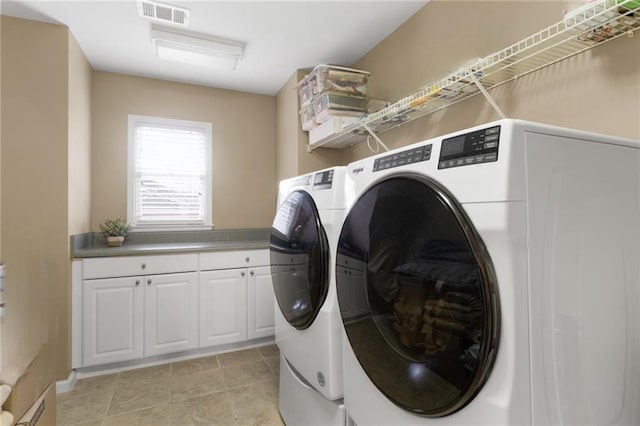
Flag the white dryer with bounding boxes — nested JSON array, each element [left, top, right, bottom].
[[270, 167, 347, 425], [337, 119, 640, 425]]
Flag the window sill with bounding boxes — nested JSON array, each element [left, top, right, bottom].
[[129, 224, 214, 233]]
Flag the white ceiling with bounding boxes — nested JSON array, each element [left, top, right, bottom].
[[1, 1, 428, 95]]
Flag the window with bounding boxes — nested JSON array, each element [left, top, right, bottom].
[[128, 115, 212, 231]]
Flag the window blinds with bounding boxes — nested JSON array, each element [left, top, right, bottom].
[[133, 123, 207, 225]]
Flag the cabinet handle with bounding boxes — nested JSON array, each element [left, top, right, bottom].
[[241, 271, 246, 277], [245, 257, 250, 262], [135, 280, 140, 286], [250, 270, 254, 276], [141, 263, 147, 270], [147, 278, 152, 286]]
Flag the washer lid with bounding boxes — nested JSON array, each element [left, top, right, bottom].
[[270, 190, 329, 330], [337, 176, 499, 416]]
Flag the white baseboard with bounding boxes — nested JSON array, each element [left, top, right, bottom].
[[55, 370, 77, 394]]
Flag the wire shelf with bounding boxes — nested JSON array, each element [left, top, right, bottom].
[[309, 0, 640, 150]]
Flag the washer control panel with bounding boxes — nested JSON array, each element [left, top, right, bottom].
[[373, 144, 432, 172], [313, 169, 334, 190], [292, 175, 312, 187], [438, 125, 500, 169]]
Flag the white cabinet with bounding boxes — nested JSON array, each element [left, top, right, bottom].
[[248, 265, 275, 339], [144, 272, 198, 357], [76, 249, 275, 368], [81, 254, 198, 367], [82, 276, 143, 366], [199, 250, 275, 348], [199, 268, 248, 346]]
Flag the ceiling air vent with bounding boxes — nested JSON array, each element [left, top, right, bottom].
[[137, 1, 190, 27]]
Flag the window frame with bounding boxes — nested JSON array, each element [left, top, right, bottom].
[[127, 114, 213, 232]]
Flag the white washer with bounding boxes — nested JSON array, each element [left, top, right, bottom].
[[337, 119, 640, 425], [270, 167, 347, 425]]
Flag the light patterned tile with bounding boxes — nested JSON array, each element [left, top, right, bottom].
[[257, 344, 279, 359], [217, 348, 262, 367], [168, 391, 234, 426], [171, 355, 219, 377], [227, 379, 282, 426], [103, 405, 168, 426], [56, 391, 111, 426], [264, 356, 280, 377], [107, 379, 170, 417], [61, 421, 103, 426], [171, 368, 226, 401], [63, 374, 118, 399], [117, 364, 170, 386], [222, 360, 274, 390]]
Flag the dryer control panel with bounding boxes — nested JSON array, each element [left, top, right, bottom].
[[292, 175, 312, 187], [438, 125, 500, 169], [313, 169, 334, 190], [373, 144, 432, 172]]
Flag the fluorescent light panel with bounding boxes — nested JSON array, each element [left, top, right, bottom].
[[151, 27, 244, 70]]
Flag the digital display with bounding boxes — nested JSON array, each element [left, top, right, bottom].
[[313, 170, 334, 189], [441, 136, 465, 156], [438, 126, 500, 169]]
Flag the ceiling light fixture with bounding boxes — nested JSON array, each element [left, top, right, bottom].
[[150, 26, 244, 70]]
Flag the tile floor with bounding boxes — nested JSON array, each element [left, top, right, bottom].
[[57, 345, 283, 426]]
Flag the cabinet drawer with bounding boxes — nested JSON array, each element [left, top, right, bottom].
[[199, 249, 269, 271], [83, 253, 198, 279]]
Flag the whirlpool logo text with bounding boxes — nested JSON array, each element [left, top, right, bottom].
[[351, 167, 364, 175]]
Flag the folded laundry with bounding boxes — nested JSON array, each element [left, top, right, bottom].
[[443, 292, 482, 312], [418, 291, 484, 356], [424, 299, 482, 326], [392, 260, 478, 288], [415, 239, 474, 263], [425, 298, 471, 313], [421, 322, 451, 356], [393, 298, 424, 349], [423, 316, 468, 334], [461, 343, 480, 371]]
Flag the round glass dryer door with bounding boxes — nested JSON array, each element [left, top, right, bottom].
[[270, 190, 329, 330], [336, 176, 499, 417]]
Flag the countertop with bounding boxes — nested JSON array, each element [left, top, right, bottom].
[[71, 228, 270, 258]]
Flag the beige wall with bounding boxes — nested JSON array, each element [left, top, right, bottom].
[[91, 72, 277, 230], [0, 7, 3, 382], [343, 0, 640, 162], [275, 70, 343, 182], [275, 71, 304, 183], [1, 15, 67, 418], [68, 35, 92, 237], [64, 34, 92, 381]]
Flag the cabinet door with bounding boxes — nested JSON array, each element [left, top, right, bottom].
[[82, 277, 143, 366], [199, 269, 248, 347], [248, 266, 275, 339], [144, 272, 198, 357]]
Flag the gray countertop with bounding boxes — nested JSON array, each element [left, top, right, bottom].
[[72, 228, 271, 258]]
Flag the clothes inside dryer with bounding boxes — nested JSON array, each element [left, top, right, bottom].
[[336, 176, 499, 417]]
